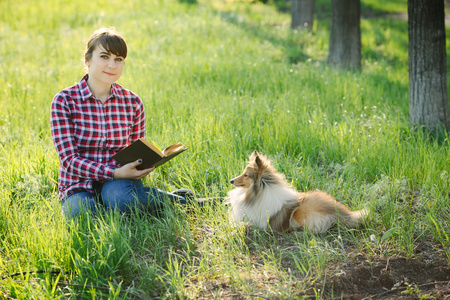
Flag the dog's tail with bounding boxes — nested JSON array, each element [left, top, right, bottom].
[[343, 208, 369, 228], [290, 191, 368, 233]]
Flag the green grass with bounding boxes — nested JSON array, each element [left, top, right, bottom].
[[1, 0, 449, 298]]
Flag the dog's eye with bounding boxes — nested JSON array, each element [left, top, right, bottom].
[[244, 174, 248, 177]]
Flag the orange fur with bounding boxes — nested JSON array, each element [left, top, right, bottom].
[[228, 151, 368, 233]]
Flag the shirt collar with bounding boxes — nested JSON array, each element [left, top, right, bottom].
[[78, 74, 121, 101], [110, 83, 121, 99], [79, 74, 93, 101]]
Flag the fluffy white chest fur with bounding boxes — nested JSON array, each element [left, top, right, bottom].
[[228, 185, 298, 229]]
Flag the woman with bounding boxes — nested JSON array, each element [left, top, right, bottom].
[[51, 27, 192, 218]]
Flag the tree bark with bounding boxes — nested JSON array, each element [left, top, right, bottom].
[[291, 0, 315, 31], [328, 0, 361, 70], [408, 0, 449, 132]]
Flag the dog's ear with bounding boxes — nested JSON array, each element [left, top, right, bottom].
[[249, 150, 259, 161], [255, 155, 264, 168]]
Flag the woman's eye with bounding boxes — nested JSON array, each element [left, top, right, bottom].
[[101, 55, 108, 59], [115, 58, 123, 62]]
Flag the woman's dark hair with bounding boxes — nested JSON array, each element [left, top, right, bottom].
[[85, 27, 127, 62]]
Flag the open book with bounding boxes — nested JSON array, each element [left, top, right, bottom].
[[112, 138, 188, 170]]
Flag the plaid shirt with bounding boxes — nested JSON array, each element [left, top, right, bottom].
[[50, 75, 145, 199]]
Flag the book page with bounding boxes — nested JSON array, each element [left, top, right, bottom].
[[140, 138, 164, 157], [162, 142, 185, 156]]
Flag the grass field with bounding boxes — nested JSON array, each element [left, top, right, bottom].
[[1, 0, 449, 298]]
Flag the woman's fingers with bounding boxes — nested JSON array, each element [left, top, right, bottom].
[[114, 160, 155, 180]]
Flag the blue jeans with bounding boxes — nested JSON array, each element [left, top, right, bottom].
[[61, 179, 188, 218]]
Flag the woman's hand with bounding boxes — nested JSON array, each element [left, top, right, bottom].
[[113, 159, 155, 180]]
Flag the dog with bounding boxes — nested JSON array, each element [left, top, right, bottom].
[[227, 151, 368, 233]]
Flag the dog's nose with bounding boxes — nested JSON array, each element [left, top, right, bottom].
[[230, 180, 234, 184]]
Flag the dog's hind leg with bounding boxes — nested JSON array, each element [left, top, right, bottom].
[[290, 207, 338, 233], [290, 191, 367, 233]]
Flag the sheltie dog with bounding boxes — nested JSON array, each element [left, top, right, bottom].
[[227, 151, 368, 233]]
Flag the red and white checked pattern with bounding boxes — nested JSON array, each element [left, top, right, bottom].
[[50, 75, 145, 199]]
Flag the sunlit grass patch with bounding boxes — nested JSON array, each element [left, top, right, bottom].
[[1, 0, 449, 298]]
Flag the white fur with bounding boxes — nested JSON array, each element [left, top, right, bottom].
[[346, 209, 369, 227], [290, 211, 337, 233], [228, 184, 298, 229], [290, 208, 369, 233]]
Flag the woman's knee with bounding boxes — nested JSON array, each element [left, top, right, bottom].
[[100, 179, 188, 212], [101, 179, 146, 211], [62, 192, 97, 218]]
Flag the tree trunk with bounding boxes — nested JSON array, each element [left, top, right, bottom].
[[291, 0, 315, 31], [408, 0, 449, 132], [328, 0, 361, 70]]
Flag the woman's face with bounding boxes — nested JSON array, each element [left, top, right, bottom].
[[86, 45, 125, 86]]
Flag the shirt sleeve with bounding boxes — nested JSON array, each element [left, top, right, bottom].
[[129, 97, 146, 143], [50, 93, 115, 181]]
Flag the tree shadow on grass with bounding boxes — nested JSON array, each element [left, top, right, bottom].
[[212, 2, 411, 67], [178, 0, 197, 4], [217, 10, 311, 64]]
